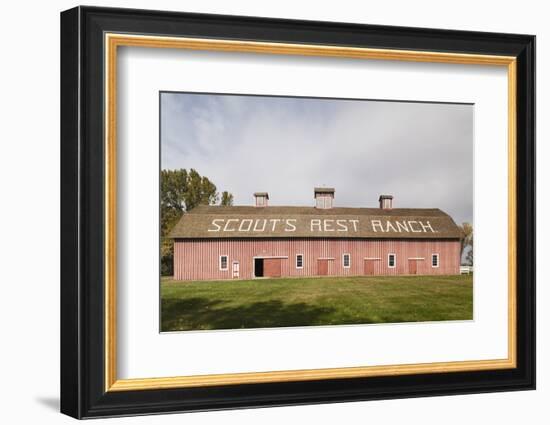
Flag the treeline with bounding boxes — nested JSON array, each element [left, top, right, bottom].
[[161, 168, 233, 276]]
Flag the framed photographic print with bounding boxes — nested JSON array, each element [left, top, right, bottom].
[[60, 6, 535, 419]]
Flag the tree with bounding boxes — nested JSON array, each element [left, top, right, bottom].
[[183, 169, 218, 211], [160, 168, 232, 276], [220, 191, 234, 206], [460, 222, 473, 266]]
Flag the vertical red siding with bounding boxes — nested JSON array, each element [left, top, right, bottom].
[[173, 238, 461, 281]]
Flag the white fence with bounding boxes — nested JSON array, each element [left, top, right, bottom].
[[460, 265, 473, 275]]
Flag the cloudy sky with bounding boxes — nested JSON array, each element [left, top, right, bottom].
[[161, 92, 473, 225]]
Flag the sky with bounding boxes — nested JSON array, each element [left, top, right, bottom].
[[161, 92, 473, 225]]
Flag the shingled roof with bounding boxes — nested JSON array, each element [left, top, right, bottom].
[[169, 205, 463, 239]]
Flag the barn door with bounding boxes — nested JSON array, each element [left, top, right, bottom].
[[408, 259, 417, 275], [317, 259, 329, 276], [364, 259, 375, 275], [232, 261, 240, 278], [264, 258, 282, 277]]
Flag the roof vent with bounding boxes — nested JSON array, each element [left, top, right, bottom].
[[314, 187, 335, 209], [379, 195, 393, 210], [254, 192, 269, 207]]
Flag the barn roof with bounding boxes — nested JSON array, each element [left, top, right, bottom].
[[169, 205, 463, 239], [314, 187, 335, 194]]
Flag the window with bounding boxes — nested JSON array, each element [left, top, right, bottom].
[[316, 195, 333, 209], [316, 196, 322, 208], [343, 253, 351, 268], [296, 254, 304, 269], [388, 253, 396, 268], [219, 255, 228, 271], [432, 253, 439, 268]]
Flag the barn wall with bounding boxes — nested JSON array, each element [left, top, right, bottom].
[[173, 238, 461, 281]]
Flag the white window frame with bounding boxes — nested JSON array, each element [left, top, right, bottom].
[[431, 253, 440, 268], [296, 254, 304, 269], [316, 194, 333, 209], [343, 253, 351, 268], [219, 255, 229, 271], [388, 253, 396, 268]]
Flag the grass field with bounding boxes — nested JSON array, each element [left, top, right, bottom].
[[161, 274, 473, 331]]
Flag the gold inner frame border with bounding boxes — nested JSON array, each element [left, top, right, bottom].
[[104, 33, 517, 392]]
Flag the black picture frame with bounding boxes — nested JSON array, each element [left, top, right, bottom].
[[61, 5, 535, 419]]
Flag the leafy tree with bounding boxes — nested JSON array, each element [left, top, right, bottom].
[[160, 168, 232, 276], [466, 245, 473, 266], [460, 222, 474, 266], [220, 191, 234, 206], [183, 169, 218, 211]]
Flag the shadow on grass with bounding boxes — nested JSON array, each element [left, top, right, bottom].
[[161, 297, 336, 331]]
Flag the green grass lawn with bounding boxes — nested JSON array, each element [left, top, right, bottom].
[[161, 274, 473, 331]]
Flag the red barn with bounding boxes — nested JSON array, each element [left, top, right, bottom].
[[169, 188, 463, 281]]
